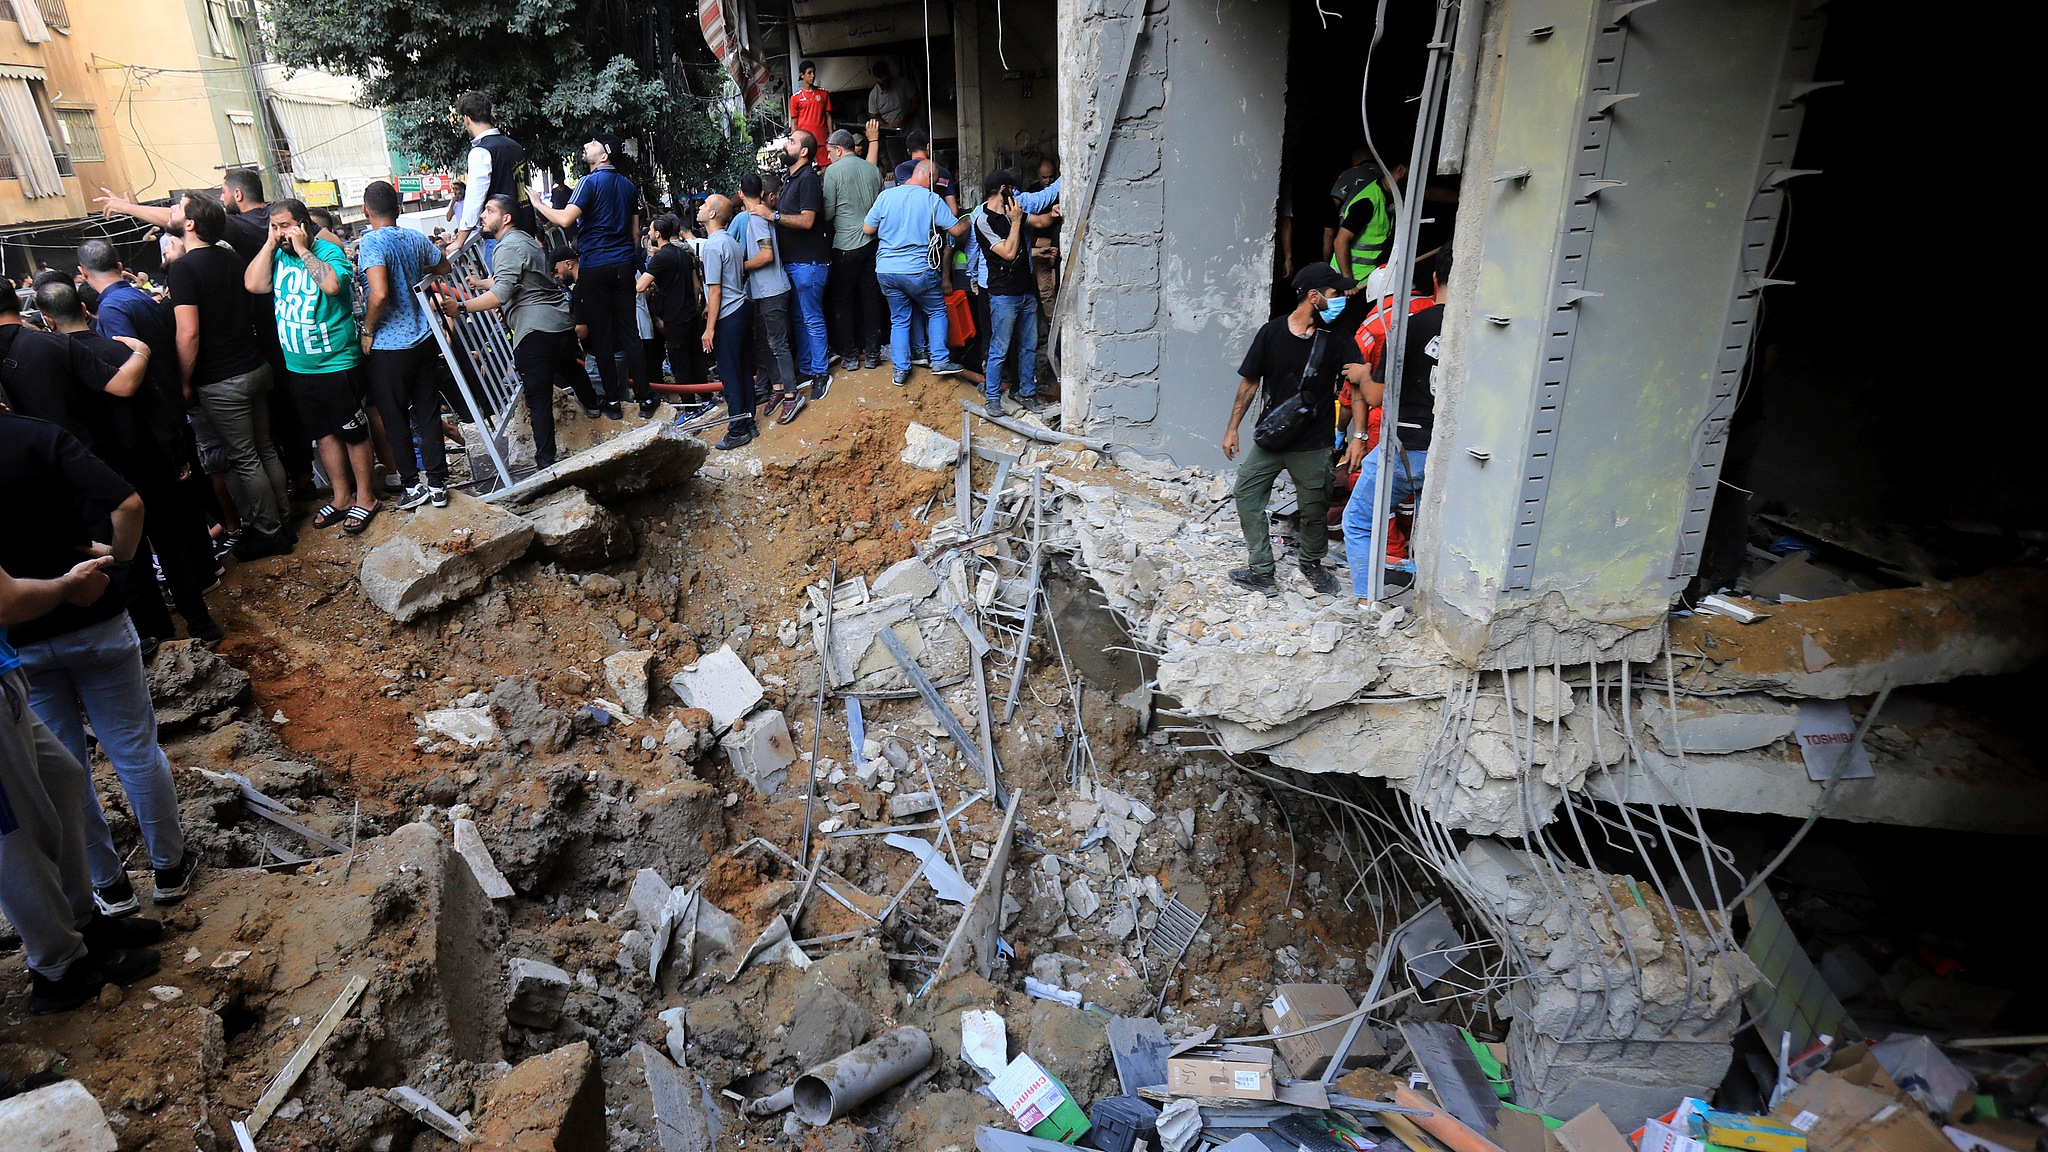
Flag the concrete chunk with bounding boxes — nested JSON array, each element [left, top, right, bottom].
[[506, 418, 710, 505], [452, 818, 515, 899], [473, 1041, 606, 1152], [1642, 694, 1799, 755], [526, 488, 635, 569], [669, 645, 763, 732], [888, 790, 939, 818], [145, 639, 250, 729], [901, 422, 962, 471], [604, 650, 657, 718], [0, 1079, 117, 1151], [872, 557, 941, 601], [722, 709, 795, 796], [505, 957, 573, 1028], [422, 707, 498, 747], [360, 493, 535, 623]]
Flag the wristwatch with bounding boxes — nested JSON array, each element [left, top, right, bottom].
[[772, 211, 782, 223]]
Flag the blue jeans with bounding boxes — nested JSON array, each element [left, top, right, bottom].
[[984, 293, 1038, 401], [788, 261, 830, 378], [1343, 447, 1427, 598], [14, 614, 186, 885], [877, 269, 949, 372]]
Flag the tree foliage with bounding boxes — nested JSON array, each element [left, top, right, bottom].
[[260, 0, 758, 197]]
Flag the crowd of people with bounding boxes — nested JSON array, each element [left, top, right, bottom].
[[0, 81, 1068, 1012]]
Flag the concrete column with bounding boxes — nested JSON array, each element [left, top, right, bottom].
[[954, 0, 986, 187], [1415, 0, 1825, 666]]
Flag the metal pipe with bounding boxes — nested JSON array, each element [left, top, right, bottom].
[[790, 1025, 933, 1124]]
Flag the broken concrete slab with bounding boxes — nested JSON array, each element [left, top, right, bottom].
[[421, 707, 498, 747], [505, 956, 573, 1028], [525, 487, 635, 568], [722, 709, 796, 796], [360, 493, 536, 623], [500, 418, 710, 506], [636, 1041, 721, 1152], [902, 422, 962, 471], [604, 650, 657, 718], [0, 1079, 117, 1151], [145, 639, 250, 728], [473, 1040, 606, 1152], [452, 818, 515, 899], [1642, 693, 1798, 755], [872, 556, 941, 602], [888, 790, 939, 819], [669, 645, 763, 732]]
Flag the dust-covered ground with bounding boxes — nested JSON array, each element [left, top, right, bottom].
[[0, 363, 1410, 1151]]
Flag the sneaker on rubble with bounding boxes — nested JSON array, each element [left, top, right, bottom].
[[775, 393, 806, 425], [1228, 568, 1279, 596], [984, 395, 1007, 419], [639, 398, 661, 419], [428, 486, 450, 508], [1298, 559, 1340, 596], [27, 947, 160, 1015], [893, 368, 911, 387], [397, 483, 434, 510], [714, 424, 757, 451], [94, 875, 141, 917], [1017, 394, 1048, 415], [152, 847, 199, 904], [809, 373, 831, 402]]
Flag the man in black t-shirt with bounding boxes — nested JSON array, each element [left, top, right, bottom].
[[637, 214, 705, 386], [164, 192, 294, 560], [1223, 264, 1367, 597], [1340, 247, 1449, 601], [36, 281, 224, 648]]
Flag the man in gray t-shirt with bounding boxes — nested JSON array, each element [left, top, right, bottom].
[[438, 194, 600, 468], [695, 194, 757, 450], [735, 172, 800, 422]]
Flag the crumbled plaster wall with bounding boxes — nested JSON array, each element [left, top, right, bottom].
[[1058, 0, 1287, 470]]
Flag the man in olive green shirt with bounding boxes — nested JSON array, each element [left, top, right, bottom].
[[244, 198, 381, 533], [822, 129, 887, 369]]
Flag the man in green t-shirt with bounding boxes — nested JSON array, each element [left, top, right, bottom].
[[244, 199, 381, 535]]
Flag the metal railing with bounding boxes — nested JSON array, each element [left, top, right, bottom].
[[414, 234, 524, 491]]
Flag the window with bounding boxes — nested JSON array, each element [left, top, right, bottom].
[[0, 126, 14, 181], [229, 113, 260, 167], [54, 108, 102, 162], [0, 79, 66, 195], [204, 0, 236, 58], [33, 0, 65, 30]]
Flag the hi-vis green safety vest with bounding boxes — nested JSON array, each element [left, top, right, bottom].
[[1333, 178, 1394, 276]]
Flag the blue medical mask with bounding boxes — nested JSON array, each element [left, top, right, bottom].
[[1317, 293, 1346, 324]]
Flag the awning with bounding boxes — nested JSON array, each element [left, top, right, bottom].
[[0, 64, 51, 81], [266, 92, 391, 188]]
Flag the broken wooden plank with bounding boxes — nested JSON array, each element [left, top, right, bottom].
[[930, 795, 1021, 984], [387, 1086, 475, 1142], [248, 973, 369, 1134]]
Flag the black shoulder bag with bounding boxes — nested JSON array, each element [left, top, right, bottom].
[[1252, 329, 1331, 451]]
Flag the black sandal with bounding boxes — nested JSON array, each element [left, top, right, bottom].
[[312, 504, 344, 529], [343, 503, 380, 535]]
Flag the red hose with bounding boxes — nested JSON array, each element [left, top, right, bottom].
[[651, 381, 724, 394]]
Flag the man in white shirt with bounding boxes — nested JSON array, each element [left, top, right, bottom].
[[446, 91, 535, 253]]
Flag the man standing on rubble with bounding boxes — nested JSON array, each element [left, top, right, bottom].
[[438, 195, 591, 470], [535, 133, 657, 419], [1222, 264, 1365, 597], [696, 194, 756, 451], [0, 551, 166, 1015], [1341, 248, 1448, 599], [863, 160, 972, 386]]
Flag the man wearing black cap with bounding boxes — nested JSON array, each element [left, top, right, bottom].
[[1221, 264, 1366, 596], [537, 134, 655, 419]]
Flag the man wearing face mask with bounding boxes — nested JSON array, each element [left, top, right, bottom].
[[1221, 264, 1367, 597]]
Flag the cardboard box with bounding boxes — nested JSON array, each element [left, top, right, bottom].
[[1261, 984, 1385, 1078], [1702, 1110, 1807, 1152], [990, 1054, 1093, 1143], [1167, 1045, 1276, 1101], [1771, 1071, 1953, 1152]]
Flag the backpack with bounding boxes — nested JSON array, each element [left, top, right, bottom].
[[1252, 330, 1332, 451]]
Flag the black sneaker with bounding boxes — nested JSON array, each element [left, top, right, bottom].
[[1383, 567, 1416, 588], [139, 635, 163, 662], [1229, 568, 1279, 596], [893, 368, 911, 387], [152, 847, 199, 904], [186, 616, 226, 644], [638, 398, 661, 419], [984, 396, 1007, 418], [231, 530, 292, 562], [27, 947, 161, 1015], [910, 351, 931, 367], [713, 425, 756, 451], [397, 483, 434, 510], [94, 875, 141, 917], [82, 913, 164, 952], [581, 404, 604, 419], [1018, 395, 1048, 414], [1298, 560, 1340, 595], [809, 373, 831, 402], [603, 402, 624, 420], [428, 486, 450, 508]]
